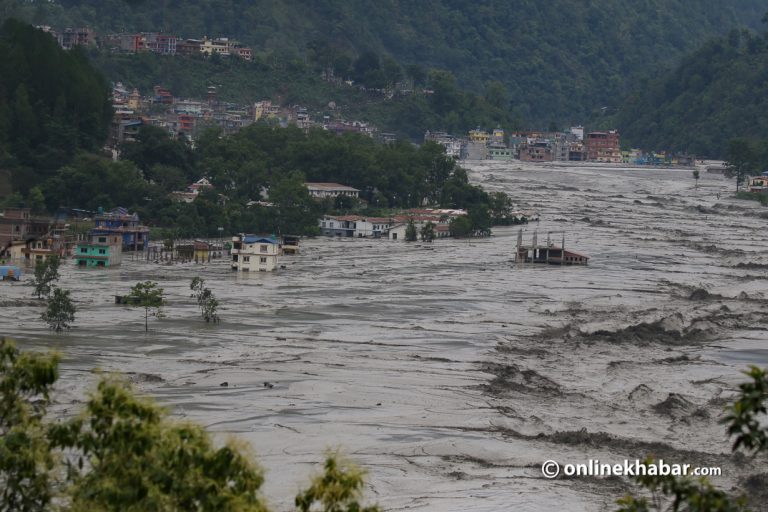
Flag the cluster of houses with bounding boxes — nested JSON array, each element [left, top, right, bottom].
[[0, 206, 149, 269], [36, 25, 253, 60], [426, 127, 696, 166], [110, 83, 379, 146]]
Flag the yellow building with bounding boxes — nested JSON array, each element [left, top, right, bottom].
[[200, 37, 231, 56], [468, 129, 489, 144], [127, 89, 141, 111]]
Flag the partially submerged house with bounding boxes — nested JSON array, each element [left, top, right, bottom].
[[92, 207, 150, 251], [747, 172, 768, 193], [280, 235, 300, 255], [515, 230, 589, 265], [231, 234, 279, 271], [75, 233, 123, 267], [0, 207, 69, 262]]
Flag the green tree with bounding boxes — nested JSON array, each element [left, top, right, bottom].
[[32, 256, 60, 299], [404, 219, 417, 241], [1, 340, 381, 511], [296, 453, 380, 512], [26, 186, 46, 213], [53, 377, 268, 512], [190, 277, 220, 324], [0, 338, 59, 512], [41, 287, 76, 332], [420, 221, 436, 242], [126, 281, 164, 332], [449, 216, 473, 237], [724, 138, 760, 192]]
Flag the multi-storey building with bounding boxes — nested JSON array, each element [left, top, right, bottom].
[[586, 130, 621, 163], [231, 235, 279, 272], [75, 233, 123, 268]]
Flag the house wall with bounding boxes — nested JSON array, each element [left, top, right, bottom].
[[231, 236, 279, 271]]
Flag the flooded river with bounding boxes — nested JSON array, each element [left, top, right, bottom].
[[2, 162, 767, 511]]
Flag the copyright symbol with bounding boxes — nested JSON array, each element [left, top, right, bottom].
[[541, 460, 560, 478]]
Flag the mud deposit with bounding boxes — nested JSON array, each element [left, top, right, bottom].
[[2, 162, 767, 511]]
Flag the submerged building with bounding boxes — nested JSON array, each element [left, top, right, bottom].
[[231, 234, 279, 272], [75, 233, 123, 267], [92, 207, 150, 250]]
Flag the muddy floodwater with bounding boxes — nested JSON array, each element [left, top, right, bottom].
[[2, 162, 768, 511]]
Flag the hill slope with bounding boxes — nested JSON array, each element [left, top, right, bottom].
[[6, 0, 765, 125], [618, 29, 768, 159]]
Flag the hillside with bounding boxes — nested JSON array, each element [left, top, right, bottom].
[[617, 29, 768, 159], [5, 0, 765, 126]]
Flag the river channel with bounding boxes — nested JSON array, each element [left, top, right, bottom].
[[2, 161, 767, 511]]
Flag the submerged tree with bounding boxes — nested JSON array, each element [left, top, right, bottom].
[[420, 221, 436, 242], [724, 138, 759, 192], [32, 256, 60, 299], [41, 287, 76, 332], [127, 281, 164, 332], [404, 219, 418, 242], [190, 276, 220, 323]]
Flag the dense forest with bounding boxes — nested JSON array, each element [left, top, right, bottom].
[[0, 18, 112, 194], [618, 28, 768, 160], [3, 0, 764, 126]]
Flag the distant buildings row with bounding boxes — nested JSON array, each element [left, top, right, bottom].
[[425, 127, 696, 166], [35, 25, 253, 60], [109, 83, 379, 146]]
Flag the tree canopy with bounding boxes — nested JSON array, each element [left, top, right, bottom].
[[0, 19, 111, 195]]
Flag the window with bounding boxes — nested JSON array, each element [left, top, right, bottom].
[[260, 245, 267, 253], [80, 248, 87, 253], [243, 256, 250, 262], [99, 237, 107, 243], [260, 257, 267, 263], [232, 254, 238, 262], [99, 249, 106, 255]]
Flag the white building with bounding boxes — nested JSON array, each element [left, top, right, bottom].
[[305, 183, 360, 200], [318, 215, 392, 237], [231, 234, 279, 271]]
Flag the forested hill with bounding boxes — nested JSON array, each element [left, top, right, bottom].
[[5, 0, 765, 125], [617, 29, 768, 159]]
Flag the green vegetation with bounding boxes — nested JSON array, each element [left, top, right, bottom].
[[420, 221, 435, 242], [724, 137, 768, 192], [618, 29, 768, 158], [0, 338, 59, 512], [404, 219, 417, 242], [126, 281, 164, 332], [190, 277, 220, 324], [617, 366, 768, 511], [0, 338, 379, 511], [0, 19, 111, 198], [41, 287, 76, 332], [32, 256, 60, 299], [7, 0, 765, 127], [296, 454, 381, 512]]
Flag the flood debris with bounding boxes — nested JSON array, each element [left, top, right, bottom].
[[482, 363, 561, 396]]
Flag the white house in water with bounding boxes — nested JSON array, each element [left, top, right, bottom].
[[231, 234, 279, 271]]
